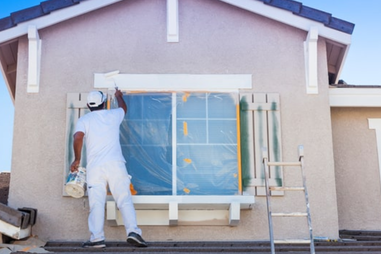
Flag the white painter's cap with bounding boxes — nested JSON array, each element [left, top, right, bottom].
[[87, 91, 106, 107]]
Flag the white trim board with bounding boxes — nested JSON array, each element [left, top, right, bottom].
[[94, 73, 253, 92], [368, 119, 381, 194], [330, 88, 381, 107], [106, 195, 254, 226], [167, 0, 179, 42], [304, 27, 318, 94]]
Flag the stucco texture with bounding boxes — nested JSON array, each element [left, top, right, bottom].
[[9, 0, 338, 241], [331, 107, 381, 230]]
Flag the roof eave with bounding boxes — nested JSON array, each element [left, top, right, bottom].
[[219, 0, 352, 45], [0, 0, 122, 45]]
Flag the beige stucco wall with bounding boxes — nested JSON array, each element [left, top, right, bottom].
[[331, 107, 381, 230], [8, 0, 338, 241]]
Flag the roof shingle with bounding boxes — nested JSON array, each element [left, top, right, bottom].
[[257, 0, 354, 34], [0, 0, 82, 32]]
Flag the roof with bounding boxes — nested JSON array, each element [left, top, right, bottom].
[[0, 0, 354, 34]]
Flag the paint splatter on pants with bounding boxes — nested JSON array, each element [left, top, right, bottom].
[[86, 161, 142, 241]]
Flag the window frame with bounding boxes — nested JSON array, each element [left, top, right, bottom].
[[64, 74, 256, 226]]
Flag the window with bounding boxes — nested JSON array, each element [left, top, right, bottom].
[[120, 92, 239, 196], [65, 91, 283, 198]]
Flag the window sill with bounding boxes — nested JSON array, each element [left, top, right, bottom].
[[106, 195, 254, 226]]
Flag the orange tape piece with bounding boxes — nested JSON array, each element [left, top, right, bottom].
[[184, 158, 192, 164], [183, 121, 188, 136], [107, 98, 110, 110], [182, 92, 190, 102], [130, 183, 137, 195], [183, 188, 190, 194]]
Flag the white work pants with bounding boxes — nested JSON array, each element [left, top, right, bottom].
[[86, 161, 142, 241]]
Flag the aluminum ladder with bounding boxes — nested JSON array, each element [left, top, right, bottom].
[[262, 145, 315, 254]]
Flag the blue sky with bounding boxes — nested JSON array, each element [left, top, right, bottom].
[[1, 0, 381, 172]]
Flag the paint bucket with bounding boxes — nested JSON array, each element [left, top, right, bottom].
[[65, 167, 87, 198]]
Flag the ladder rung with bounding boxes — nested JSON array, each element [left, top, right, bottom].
[[274, 239, 311, 244], [267, 162, 301, 167], [272, 212, 308, 217], [270, 186, 305, 191]]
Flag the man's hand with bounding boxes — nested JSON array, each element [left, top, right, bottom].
[[70, 160, 80, 172], [115, 88, 127, 114], [115, 88, 123, 98]]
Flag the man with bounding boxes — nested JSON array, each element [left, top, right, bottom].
[[70, 89, 147, 248]]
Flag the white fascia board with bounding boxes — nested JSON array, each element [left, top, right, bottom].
[[0, 0, 122, 44], [94, 73, 252, 92], [218, 0, 351, 45], [330, 88, 381, 107]]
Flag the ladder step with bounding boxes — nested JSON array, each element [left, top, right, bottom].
[[270, 186, 305, 191], [272, 212, 308, 217], [274, 239, 311, 244], [267, 162, 301, 167]]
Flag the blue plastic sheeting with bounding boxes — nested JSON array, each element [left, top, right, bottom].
[[119, 92, 238, 195]]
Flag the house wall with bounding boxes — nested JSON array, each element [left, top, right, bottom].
[[8, 0, 339, 241], [331, 107, 381, 230]]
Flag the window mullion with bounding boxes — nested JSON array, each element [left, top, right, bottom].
[[206, 93, 209, 144], [172, 93, 177, 195]]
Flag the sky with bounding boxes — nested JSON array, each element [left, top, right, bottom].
[[0, 0, 381, 172]]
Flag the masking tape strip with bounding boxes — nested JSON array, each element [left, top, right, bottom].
[[183, 121, 188, 136]]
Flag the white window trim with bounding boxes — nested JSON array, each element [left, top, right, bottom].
[[106, 195, 253, 226], [368, 118, 381, 193], [93, 72, 252, 92]]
